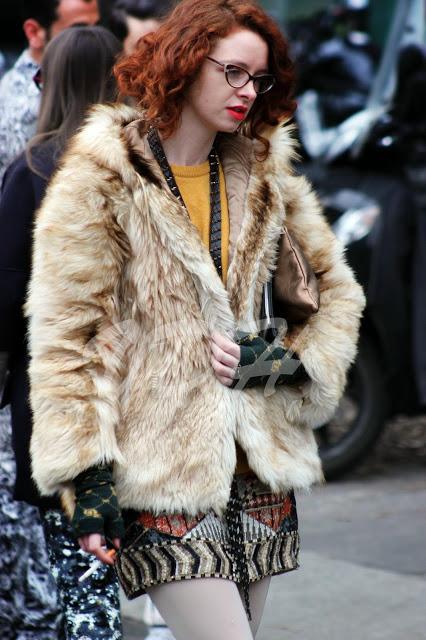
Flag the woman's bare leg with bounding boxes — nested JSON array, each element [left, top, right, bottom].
[[247, 577, 271, 637], [147, 578, 254, 640]]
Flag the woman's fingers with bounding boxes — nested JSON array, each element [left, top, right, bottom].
[[211, 355, 236, 380], [217, 375, 234, 387], [211, 331, 240, 360], [78, 533, 115, 564], [97, 548, 117, 565], [209, 332, 241, 386], [210, 340, 239, 368], [78, 536, 89, 553]]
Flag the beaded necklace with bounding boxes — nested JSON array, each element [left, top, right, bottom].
[[147, 127, 222, 280]]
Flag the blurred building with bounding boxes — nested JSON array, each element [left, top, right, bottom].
[[261, 0, 397, 48]]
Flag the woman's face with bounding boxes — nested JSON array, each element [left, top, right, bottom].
[[185, 28, 269, 134]]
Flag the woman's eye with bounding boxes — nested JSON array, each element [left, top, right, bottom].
[[227, 68, 247, 83]]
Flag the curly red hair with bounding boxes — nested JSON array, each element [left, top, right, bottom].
[[114, 0, 296, 157]]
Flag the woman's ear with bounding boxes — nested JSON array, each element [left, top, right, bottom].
[[23, 19, 47, 63]]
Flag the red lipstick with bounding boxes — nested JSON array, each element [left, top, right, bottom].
[[226, 106, 247, 121]]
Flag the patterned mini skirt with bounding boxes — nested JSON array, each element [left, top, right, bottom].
[[115, 473, 299, 617]]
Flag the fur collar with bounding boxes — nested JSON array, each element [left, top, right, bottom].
[[69, 103, 297, 333]]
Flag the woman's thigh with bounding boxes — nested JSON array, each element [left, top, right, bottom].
[[147, 577, 255, 640], [248, 577, 271, 637]]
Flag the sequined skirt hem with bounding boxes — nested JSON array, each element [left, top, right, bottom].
[[116, 530, 300, 600]]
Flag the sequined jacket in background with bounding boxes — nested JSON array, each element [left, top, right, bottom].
[[0, 49, 40, 184]]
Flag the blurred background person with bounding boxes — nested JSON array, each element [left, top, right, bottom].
[[108, 0, 170, 55], [0, 1, 99, 636], [0, 25, 123, 640], [0, 384, 60, 635], [0, 0, 99, 182]]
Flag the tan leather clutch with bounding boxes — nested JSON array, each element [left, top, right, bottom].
[[272, 227, 320, 324]]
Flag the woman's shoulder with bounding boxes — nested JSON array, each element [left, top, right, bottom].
[[70, 102, 142, 153], [0, 152, 43, 213], [59, 103, 144, 178], [1, 152, 31, 192], [1, 139, 59, 196], [262, 122, 299, 173]]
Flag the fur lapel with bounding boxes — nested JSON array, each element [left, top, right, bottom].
[[75, 104, 298, 332], [121, 119, 235, 336], [218, 133, 286, 328]]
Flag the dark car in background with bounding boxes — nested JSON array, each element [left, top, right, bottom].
[[291, 0, 426, 477]]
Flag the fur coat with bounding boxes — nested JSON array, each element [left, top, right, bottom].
[[27, 104, 365, 515]]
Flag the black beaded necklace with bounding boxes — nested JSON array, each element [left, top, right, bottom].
[[147, 127, 252, 619], [147, 127, 223, 280]]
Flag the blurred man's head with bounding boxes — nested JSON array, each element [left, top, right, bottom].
[[110, 0, 170, 55], [21, 0, 99, 63]]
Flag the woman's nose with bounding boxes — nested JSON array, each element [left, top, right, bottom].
[[236, 80, 257, 102]]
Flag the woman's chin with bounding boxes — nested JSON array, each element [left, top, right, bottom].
[[217, 121, 242, 134]]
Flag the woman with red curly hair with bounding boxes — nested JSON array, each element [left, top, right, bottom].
[[27, 0, 365, 638]]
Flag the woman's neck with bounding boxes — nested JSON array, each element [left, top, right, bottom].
[[160, 106, 217, 166]]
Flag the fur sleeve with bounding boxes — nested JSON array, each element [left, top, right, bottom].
[[27, 156, 128, 496], [281, 174, 366, 427]]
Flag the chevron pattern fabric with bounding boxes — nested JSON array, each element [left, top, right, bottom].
[[116, 474, 299, 600]]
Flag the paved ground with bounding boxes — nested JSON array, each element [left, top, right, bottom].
[[122, 415, 426, 639]]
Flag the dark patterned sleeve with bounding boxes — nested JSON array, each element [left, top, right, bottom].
[[231, 332, 309, 390]]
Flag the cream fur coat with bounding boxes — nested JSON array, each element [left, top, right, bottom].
[[27, 104, 365, 515]]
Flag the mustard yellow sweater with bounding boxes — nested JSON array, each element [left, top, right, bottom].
[[172, 161, 250, 474], [172, 161, 229, 284]]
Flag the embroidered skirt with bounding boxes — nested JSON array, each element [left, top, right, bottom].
[[115, 473, 299, 608]]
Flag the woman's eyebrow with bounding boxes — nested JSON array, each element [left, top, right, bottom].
[[226, 59, 269, 74]]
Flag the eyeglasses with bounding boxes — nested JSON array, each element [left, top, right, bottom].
[[206, 56, 275, 95], [33, 68, 42, 92]]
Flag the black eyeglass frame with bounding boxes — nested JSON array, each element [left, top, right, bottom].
[[206, 56, 276, 95]]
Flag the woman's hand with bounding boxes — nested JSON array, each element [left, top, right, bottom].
[[71, 464, 124, 563], [210, 331, 240, 386], [78, 533, 120, 565]]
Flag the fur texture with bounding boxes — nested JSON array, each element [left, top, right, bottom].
[[27, 104, 365, 515]]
